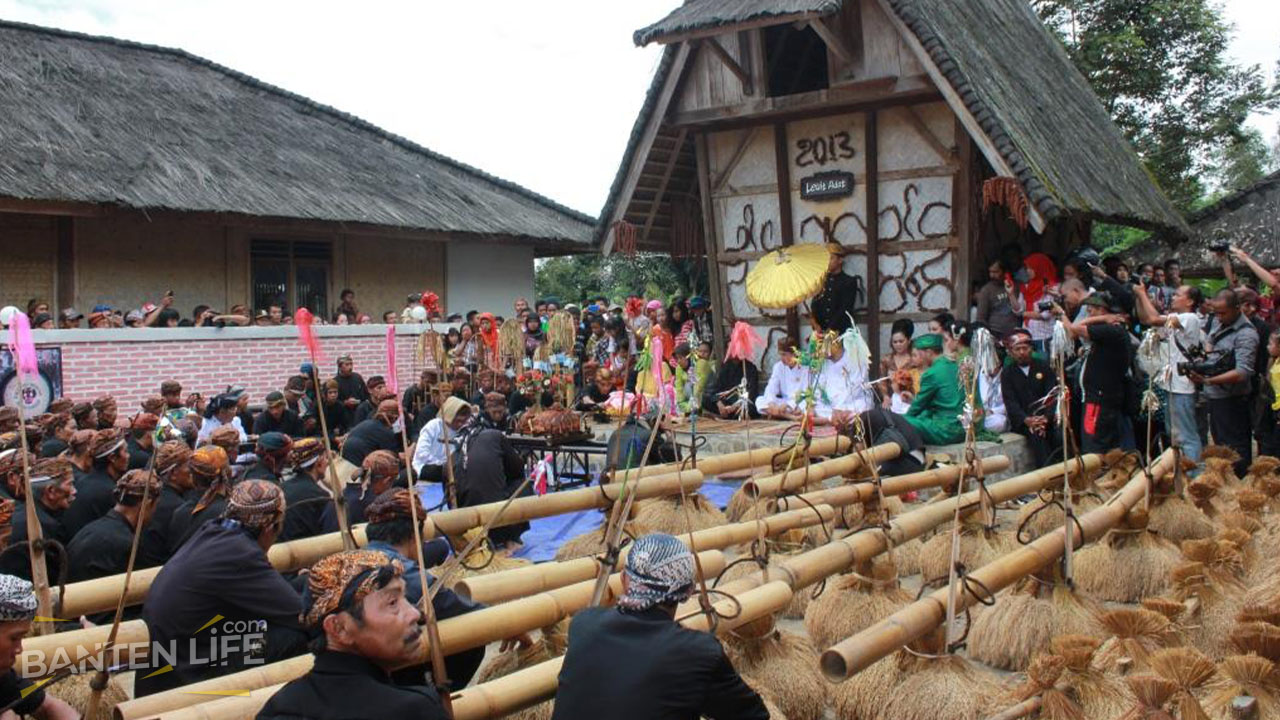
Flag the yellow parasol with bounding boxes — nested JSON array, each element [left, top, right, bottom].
[[745, 243, 833, 309]]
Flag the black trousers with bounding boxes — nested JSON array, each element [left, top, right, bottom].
[[1208, 394, 1253, 475]]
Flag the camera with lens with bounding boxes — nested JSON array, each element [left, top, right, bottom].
[[1035, 293, 1061, 312], [1174, 342, 1235, 378]]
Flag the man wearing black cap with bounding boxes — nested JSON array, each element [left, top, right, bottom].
[[58, 307, 84, 329], [243, 432, 294, 483], [63, 428, 130, 538], [811, 244, 859, 333], [254, 392, 304, 437]]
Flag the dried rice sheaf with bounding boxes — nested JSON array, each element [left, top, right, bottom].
[[967, 577, 1103, 671], [1095, 608, 1178, 673], [726, 629, 828, 720], [1148, 646, 1216, 720]]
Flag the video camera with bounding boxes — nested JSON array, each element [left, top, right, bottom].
[[1173, 339, 1235, 378]]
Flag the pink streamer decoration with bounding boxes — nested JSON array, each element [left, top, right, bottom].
[[385, 326, 399, 397], [725, 321, 765, 362], [294, 308, 323, 365], [6, 312, 37, 380]]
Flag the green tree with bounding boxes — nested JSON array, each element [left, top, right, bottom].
[[535, 253, 707, 305], [1034, 0, 1277, 210], [1212, 127, 1273, 194]]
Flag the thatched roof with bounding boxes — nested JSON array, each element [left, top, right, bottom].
[[885, 0, 1185, 234], [602, 0, 1187, 248], [635, 0, 841, 46], [0, 20, 593, 251], [1132, 170, 1280, 273]]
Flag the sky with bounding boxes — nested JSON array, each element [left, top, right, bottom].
[[1, 0, 1275, 217]]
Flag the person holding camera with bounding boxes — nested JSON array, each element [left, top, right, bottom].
[[1054, 294, 1130, 453], [1188, 289, 1260, 476], [1133, 279, 1205, 462]]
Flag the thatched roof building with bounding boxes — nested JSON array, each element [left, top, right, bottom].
[[1132, 170, 1280, 275], [0, 20, 592, 319]]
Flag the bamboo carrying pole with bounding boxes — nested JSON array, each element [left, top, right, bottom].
[[616, 434, 851, 481], [776, 456, 1011, 512], [14, 407, 53, 633], [819, 449, 1175, 681], [152, 580, 798, 720], [456, 503, 836, 604], [741, 442, 900, 498], [53, 471, 703, 618], [113, 550, 727, 720], [689, 455, 1100, 610], [19, 620, 149, 678]]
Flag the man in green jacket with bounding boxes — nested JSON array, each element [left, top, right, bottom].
[[905, 334, 966, 445]]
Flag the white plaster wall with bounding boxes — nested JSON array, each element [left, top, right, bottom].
[[445, 242, 535, 315]]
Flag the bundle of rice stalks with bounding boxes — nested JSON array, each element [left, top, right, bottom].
[[1051, 634, 1129, 718], [474, 622, 568, 720], [990, 653, 1084, 720], [1171, 561, 1243, 659], [1074, 508, 1180, 602], [1181, 538, 1246, 589], [1230, 621, 1280, 662], [1202, 445, 1242, 484], [48, 673, 129, 719], [725, 627, 828, 720], [632, 491, 728, 535], [434, 527, 533, 584], [1095, 608, 1179, 674], [1204, 654, 1280, 719], [875, 632, 1002, 720], [1098, 449, 1142, 493], [1148, 646, 1216, 720], [725, 486, 761, 522], [1116, 674, 1178, 719], [830, 654, 902, 720], [1148, 489, 1218, 544], [968, 574, 1103, 671], [918, 517, 1016, 583], [1014, 489, 1104, 542], [1142, 597, 1189, 626], [1237, 594, 1280, 626], [804, 557, 912, 649], [553, 519, 648, 562], [1186, 475, 1227, 518]]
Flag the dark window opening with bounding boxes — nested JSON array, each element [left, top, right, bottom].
[[764, 24, 829, 97], [250, 239, 331, 318]]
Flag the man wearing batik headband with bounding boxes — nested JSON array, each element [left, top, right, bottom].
[[70, 401, 96, 431], [65, 429, 95, 481], [552, 533, 767, 720], [364, 489, 492, 687], [167, 445, 231, 552], [94, 394, 118, 430], [139, 441, 194, 566], [138, 480, 306, 697], [126, 412, 160, 470], [63, 427, 129, 538], [321, 449, 400, 534], [257, 550, 446, 720], [0, 574, 78, 718], [244, 432, 293, 483], [280, 437, 330, 542], [340, 398, 401, 468], [253, 391, 303, 437], [0, 449, 22, 502], [36, 412, 73, 458], [0, 457, 76, 583], [350, 375, 389, 426], [67, 469, 161, 586]]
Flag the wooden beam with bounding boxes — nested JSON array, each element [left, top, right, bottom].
[[774, 122, 800, 342], [701, 38, 753, 94], [898, 105, 958, 166], [604, 41, 693, 254], [711, 127, 760, 193], [641, 12, 827, 46], [874, 0, 1046, 233], [807, 17, 855, 66], [0, 197, 105, 217], [696, 132, 729, 359], [865, 109, 882, 366], [640, 128, 689, 247], [669, 84, 940, 129]]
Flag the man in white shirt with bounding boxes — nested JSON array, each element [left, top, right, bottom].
[[1134, 280, 1205, 462], [754, 337, 808, 420], [195, 394, 247, 445], [815, 340, 873, 423], [412, 396, 472, 482]]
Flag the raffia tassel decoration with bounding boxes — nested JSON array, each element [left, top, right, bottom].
[[982, 176, 1030, 230], [992, 653, 1085, 720], [474, 621, 569, 720], [1073, 507, 1180, 602], [725, 626, 829, 720], [545, 312, 576, 354], [967, 573, 1104, 672], [1050, 635, 1130, 718], [917, 515, 1016, 583], [1117, 674, 1178, 720], [1095, 608, 1179, 674], [1148, 647, 1216, 720], [553, 520, 649, 562], [417, 328, 448, 373], [1204, 654, 1280, 719], [631, 492, 727, 535], [875, 630, 1002, 720], [48, 673, 129, 719], [804, 557, 912, 650]]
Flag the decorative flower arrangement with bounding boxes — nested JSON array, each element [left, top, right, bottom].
[[624, 296, 645, 319], [420, 291, 441, 317]]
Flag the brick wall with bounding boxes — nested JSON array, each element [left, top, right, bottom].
[[8, 325, 454, 411]]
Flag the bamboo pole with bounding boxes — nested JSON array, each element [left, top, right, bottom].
[[114, 550, 726, 719], [775, 456, 1011, 511], [55, 471, 702, 618], [19, 620, 148, 678], [15, 417, 53, 634], [741, 442, 899, 498], [684, 455, 1102, 611], [155, 580, 798, 720], [309, 365, 356, 551], [456, 503, 835, 604], [819, 450, 1174, 681], [615, 434, 851, 481]]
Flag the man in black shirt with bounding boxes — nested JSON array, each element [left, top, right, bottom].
[[323, 449, 401, 532], [334, 355, 369, 416], [811, 244, 859, 334], [340, 400, 402, 468], [280, 438, 331, 542], [138, 480, 306, 697], [552, 533, 767, 720], [1059, 295, 1130, 453], [140, 441, 193, 567], [243, 432, 294, 483], [256, 550, 445, 720], [126, 412, 160, 470], [67, 469, 161, 586], [351, 376, 391, 426], [1, 457, 76, 583], [167, 445, 231, 553], [0, 574, 79, 719], [63, 427, 129, 538], [254, 392, 304, 437], [1000, 330, 1060, 468]]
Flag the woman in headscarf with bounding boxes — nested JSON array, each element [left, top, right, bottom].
[[522, 313, 544, 360], [476, 312, 501, 370], [1019, 252, 1058, 354]]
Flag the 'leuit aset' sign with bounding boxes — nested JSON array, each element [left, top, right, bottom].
[[799, 171, 855, 201]]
